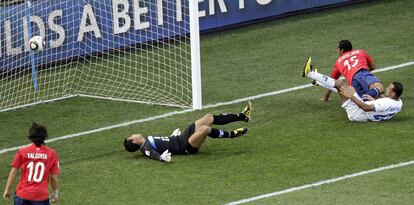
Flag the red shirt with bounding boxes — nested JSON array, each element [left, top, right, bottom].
[[330, 49, 373, 85], [11, 144, 59, 201]]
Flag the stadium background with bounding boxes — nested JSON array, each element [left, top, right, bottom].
[[0, 0, 354, 71]]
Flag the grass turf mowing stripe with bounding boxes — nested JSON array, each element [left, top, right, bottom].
[[1, 61, 413, 155], [224, 160, 414, 205]]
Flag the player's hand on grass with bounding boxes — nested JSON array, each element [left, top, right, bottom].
[[320, 96, 330, 101], [320, 90, 332, 101], [160, 150, 172, 162], [3, 190, 10, 202]]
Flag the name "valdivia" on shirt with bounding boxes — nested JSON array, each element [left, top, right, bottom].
[[338, 50, 361, 63], [27, 153, 48, 159]]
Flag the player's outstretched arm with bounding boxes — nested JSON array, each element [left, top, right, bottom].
[[141, 143, 171, 162], [3, 167, 18, 202], [50, 174, 59, 203]]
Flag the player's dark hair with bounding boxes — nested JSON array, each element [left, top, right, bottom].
[[123, 138, 140, 152], [338, 40, 352, 52], [28, 122, 48, 147], [392, 81, 403, 97]]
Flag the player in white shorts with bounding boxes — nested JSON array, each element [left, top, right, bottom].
[[302, 60, 403, 122]]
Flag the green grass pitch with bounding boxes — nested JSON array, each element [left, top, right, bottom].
[[1, 0, 414, 204]]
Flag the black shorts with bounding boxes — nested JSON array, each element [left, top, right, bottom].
[[178, 122, 199, 154]]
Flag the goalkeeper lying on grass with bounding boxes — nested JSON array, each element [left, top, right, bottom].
[[123, 102, 252, 162]]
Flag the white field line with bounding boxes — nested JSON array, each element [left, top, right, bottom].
[[1, 61, 413, 155], [224, 160, 414, 205]]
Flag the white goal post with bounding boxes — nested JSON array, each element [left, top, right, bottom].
[[0, 0, 202, 112]]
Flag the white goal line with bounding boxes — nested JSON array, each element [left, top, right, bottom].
[[0, 61, 413, 155], [224, 160, 414, 205]]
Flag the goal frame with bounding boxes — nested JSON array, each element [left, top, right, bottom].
[[0, 0, 202, 112]]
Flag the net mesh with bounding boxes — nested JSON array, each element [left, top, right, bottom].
[[0, 0, 193, 112]]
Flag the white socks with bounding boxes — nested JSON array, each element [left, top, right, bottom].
[[307, 71, 337, 92], [314, 81, 338, 92]]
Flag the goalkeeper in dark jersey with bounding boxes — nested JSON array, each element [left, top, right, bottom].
[[123, 101, 253, 162]]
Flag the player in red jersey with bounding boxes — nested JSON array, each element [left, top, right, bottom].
[[319, 40, 384, 101], [3, 123, 59, 205]]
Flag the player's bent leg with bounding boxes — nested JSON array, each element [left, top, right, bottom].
[[187, 125, 250, 154], [366, 82, 384, 97], [353, 70, 383, 98], [188, 125, 210, 148], [306, 71, 337, 90], [209, 127, 248, 138], [211, 112, 249, 125], [314, 76, 344, 93], [372, 82, 384, 91], [194, 114, 214, 130]]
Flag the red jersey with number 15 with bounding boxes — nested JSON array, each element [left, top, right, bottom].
[[330, 49, 373, 85], [11, 144, 59, 201]]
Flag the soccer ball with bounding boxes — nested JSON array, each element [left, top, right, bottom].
[[29, 36, 45, 52]]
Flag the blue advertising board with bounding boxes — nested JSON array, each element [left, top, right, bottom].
[[0, 0, 353, 72], [199, 0, 353, 31]]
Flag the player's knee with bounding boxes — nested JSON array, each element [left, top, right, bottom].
[[203, 113, 213, 121], [334, 80, 346, 90], [197, 125, 211, 135], [374, 83, 384, 93], [366, 83, 384, 97], [195, 114, 213, 128]]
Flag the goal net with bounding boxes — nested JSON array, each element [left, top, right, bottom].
[[0, 0, 201, 112]]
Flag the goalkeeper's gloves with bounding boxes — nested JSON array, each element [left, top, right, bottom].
[[160, 150, 172, 162], [171, 128, 181, 136]]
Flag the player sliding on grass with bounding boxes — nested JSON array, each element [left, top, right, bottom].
[[304, 40, 384, 101], [302, 61, 403, 122], [124, 101, 253, 162]]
